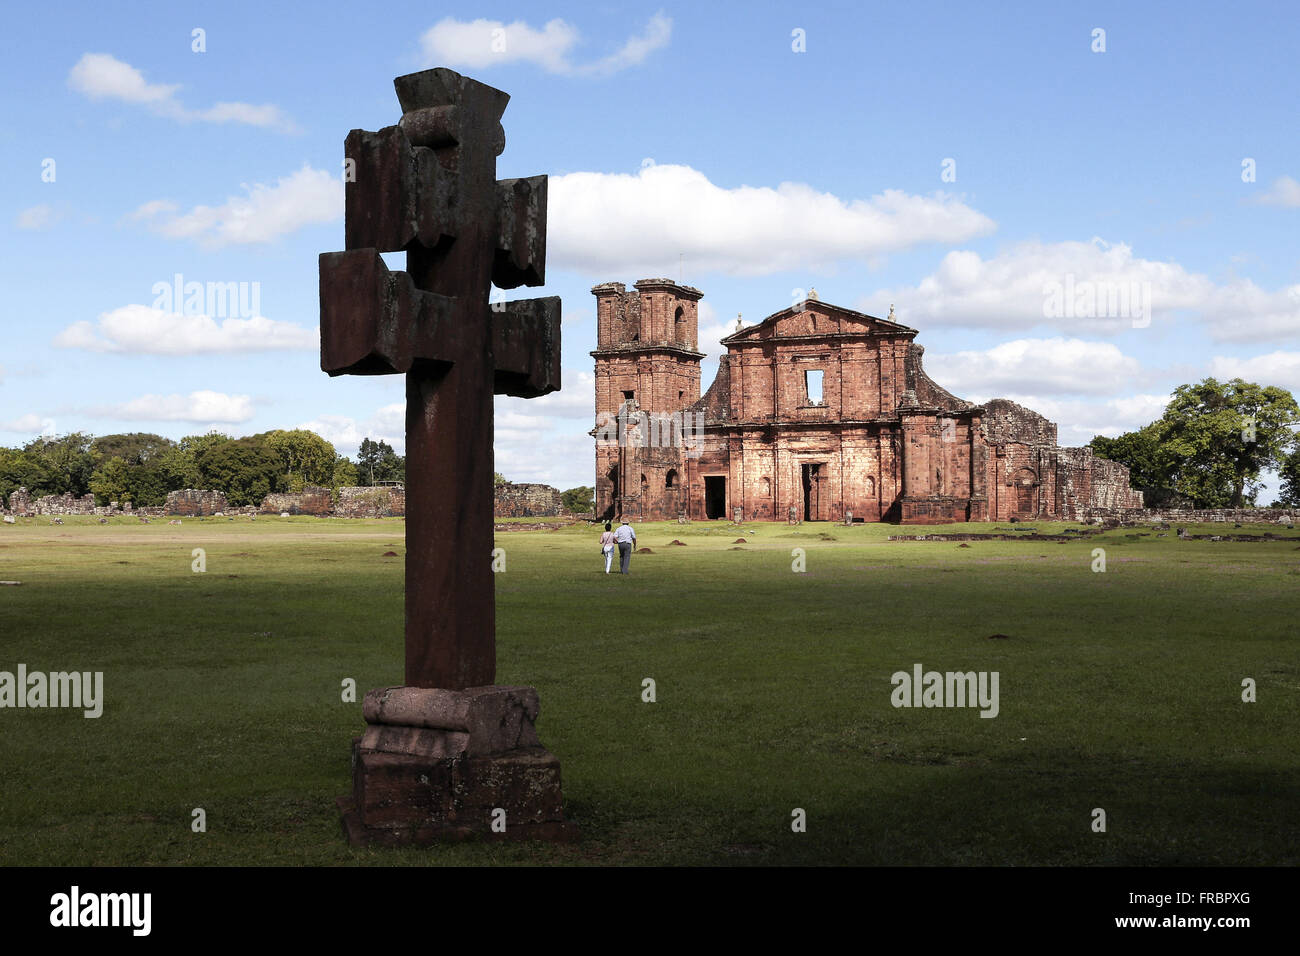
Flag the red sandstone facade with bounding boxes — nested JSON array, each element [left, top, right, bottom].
[[592, 280, 1143, 524]]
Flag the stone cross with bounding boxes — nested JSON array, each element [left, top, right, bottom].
[[319, 68, 560, 691]]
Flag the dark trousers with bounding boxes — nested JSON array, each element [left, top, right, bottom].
[[618, 541, 632, 574]]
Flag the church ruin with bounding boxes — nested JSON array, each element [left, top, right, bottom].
[[592, 279, 1143, 524]]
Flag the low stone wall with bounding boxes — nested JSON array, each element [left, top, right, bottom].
[[260, 486, 332, 515], [1086, 507, 1299, 525], [494, 482, 564, 518], [337, 485, 405, 518], [23, 491, 98, 515], [165, 489, 229, 517]]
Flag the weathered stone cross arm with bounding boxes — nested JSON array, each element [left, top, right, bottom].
[[319, 250, 559, 398]]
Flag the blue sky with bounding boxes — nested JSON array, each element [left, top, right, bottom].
[[3, 2, 1298, 496]]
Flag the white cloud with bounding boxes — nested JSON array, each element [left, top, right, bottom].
[[583, 12, 673, 76], [1202, 280, 1300, 342], [550, 163, 995, 277], [197, 102, 288, 126], [0, 413, 56, 434], [94, 391, 254, 424], [696, 301, 736, 359], [68, 52, 178, 104], [497, 369, 595, 420], [1209, 352, 1300, 392], [866, 238, 1300, 341], [297, 404, 407, 458], [15, 204, 60, 230], [54, 305, 317, 355], [927, 338, 1143, 396], [68, 53, 294, 129], [495, 424, 592, 490], [131, 165, 342, 246], [420, 12, 670, 76], [129, 199, 178, 220], [1253, 175, 1300, 208]]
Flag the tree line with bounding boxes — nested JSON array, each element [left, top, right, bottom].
[[1089, 378, 1300, 508], [4, 377, 1289, 514], [0, 430, 406, 509]]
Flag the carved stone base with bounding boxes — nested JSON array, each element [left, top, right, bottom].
[[339, 684, 578, 846]]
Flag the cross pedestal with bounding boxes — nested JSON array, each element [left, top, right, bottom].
[[319, 68, 575, 844]]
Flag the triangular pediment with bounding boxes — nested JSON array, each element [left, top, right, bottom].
[[721, 300, 916, 344]]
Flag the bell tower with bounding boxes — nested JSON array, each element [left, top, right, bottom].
[[591, 278, 705, 518]]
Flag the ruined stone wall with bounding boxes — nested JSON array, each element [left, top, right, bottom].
[[982, 399, 1058, 446], [336, 485, 405, 518], [1086, 506, 1298, 525], [260, 486, 332, 515], [165, 489, 229, 516], [981, 402, 1070, 522], [1084, 455, 1144, 511], [26, 494, 98, 515], [494, 482, 564, 518]]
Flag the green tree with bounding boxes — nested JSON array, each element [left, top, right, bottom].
[[87, 434, 180, 506], [196, 437, 282, 507], [1159, 378, 1298, 507], [560, 486, 595, 513], [1278, 446, 1300, 507], [89, 456, 133, 505], [1092, 379, 1300, 508], [357, 437, 402, 484], [494, 472, 507, 487], [0, 446, 45, 504], [332, 456, 359, 490], [154, 444, 202, 492], [22, 433, 96, 497], [91, 433, 173, 465], [179, 432, 233, 460], [1089, 422, 1183, 507], [261, 429, 336, 490]]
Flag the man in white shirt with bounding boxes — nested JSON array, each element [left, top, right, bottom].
[[614, 519, 636, 574]]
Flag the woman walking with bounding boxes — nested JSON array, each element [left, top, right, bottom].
[[600, 522, 616, 573]]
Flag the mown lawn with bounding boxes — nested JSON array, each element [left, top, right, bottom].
[[0, 514, 1296, 865]]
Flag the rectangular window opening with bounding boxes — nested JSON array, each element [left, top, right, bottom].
[[804, 369, 824, 405]]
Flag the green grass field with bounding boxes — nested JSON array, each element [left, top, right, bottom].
[[1, 514, 1297, 866]]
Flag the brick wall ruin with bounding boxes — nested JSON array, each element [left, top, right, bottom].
[[494, 482, 565, 518], [1087, 507, 1299, 525], [165, 489, 230, 517], [260, 486, 332, 515], [336, 485, 405, 518]]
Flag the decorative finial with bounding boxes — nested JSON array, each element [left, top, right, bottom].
[[735, 313, 743, 332], [888, 303, 895, 321], [808, 287, 819, 301]]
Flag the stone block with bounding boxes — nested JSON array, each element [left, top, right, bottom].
[[363, 684, 541, 756]]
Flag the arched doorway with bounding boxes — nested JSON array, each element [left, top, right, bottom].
[[603, 465, 618, 520]]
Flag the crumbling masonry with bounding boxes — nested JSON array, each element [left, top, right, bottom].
[[592, 281, 1144, 523]]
